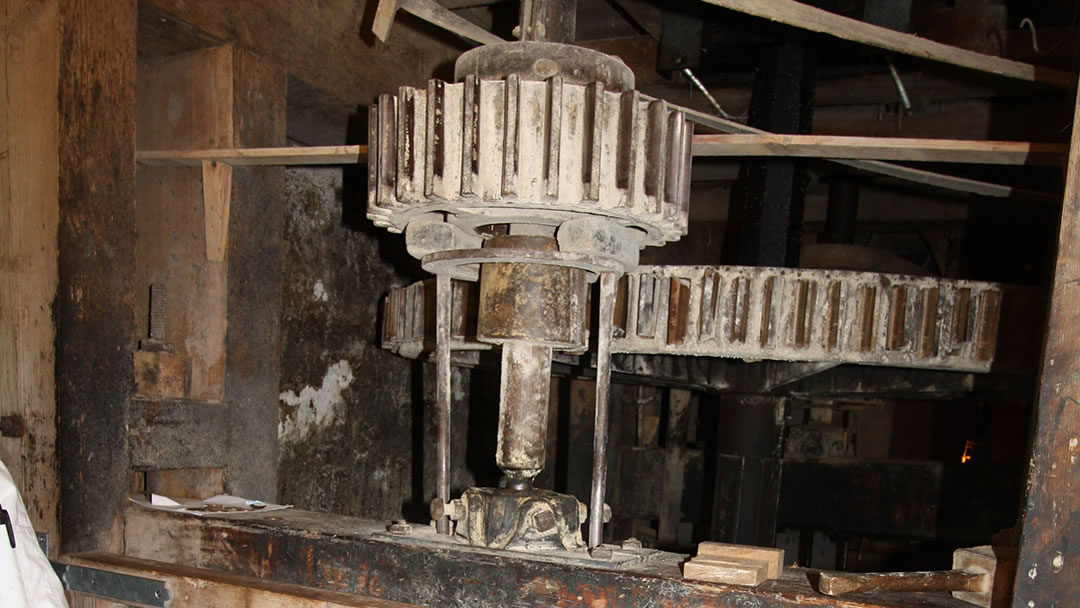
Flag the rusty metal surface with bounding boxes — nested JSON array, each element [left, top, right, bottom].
[[497, 343, 553, 480], [453, 486, 585, 550], [381, 265, 1001, 373], [477, 236, 587, 349], [454, 42, 633, 89]]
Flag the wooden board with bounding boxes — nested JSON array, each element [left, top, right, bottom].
[[138, 145, 366, 166], [683, 555, 769, 586], [57, 0, 139, 555], [692, 134, 1066, 166], [62, 553, 416, 607], [0, 0, 60, 556], [141, 0, 463, 113], [697, 541, 785, 579], [1012, 82, 1080, 607], [677, 102, 1059, 201], [139, 135, 1067, 167], [136, 46, 234, 402], [700, 0, 1077, 89]]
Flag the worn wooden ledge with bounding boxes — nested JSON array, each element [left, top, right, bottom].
[[117, 506, 981, 608]]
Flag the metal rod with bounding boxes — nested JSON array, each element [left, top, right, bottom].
[[435, 273, 452, 535], [588, 271, 616, 549], [681, 68, 737, 120], [886, 58, 912, 112]]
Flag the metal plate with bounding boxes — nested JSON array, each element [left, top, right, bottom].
[[53, 562, 170, 607]]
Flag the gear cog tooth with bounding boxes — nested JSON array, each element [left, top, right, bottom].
[[367, 75, 692, 251]]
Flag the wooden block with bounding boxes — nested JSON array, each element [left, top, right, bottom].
[[697, 541, 785, 579], [201, 159, 232, 263], [682, 555, 768, 586], [147, 467, 225, 500], [953, 545, 1015, 608], [133, 350, 185, 399]]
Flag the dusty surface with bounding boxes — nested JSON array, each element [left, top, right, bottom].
[[278, 167, 422, 519]]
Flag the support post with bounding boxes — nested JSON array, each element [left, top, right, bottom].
[[1012, 86, 1080, 607], [435, 273, 452, 534], [589, 271, 616, 549]]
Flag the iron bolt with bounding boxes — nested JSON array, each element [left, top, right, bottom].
[[533, 509, 556, 533], [430, 497, 466, 521], [446, 499, 466, 521]]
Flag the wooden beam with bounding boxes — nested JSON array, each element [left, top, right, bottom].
[[142, 0, 464, 112], [692, 134, 1067, 166], [676, 101, 1059, 201], [57, 0, 137, 555], [699, 0, 1077, 89], [139, 135, 1064, 172], [138, 145, 367, 167], [1, 0, 60, 556], [1012, 84, 1080, 606], [61, 553, 416, 607]]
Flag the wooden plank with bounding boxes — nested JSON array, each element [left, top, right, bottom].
[[1012, 85, 1080, 606], [57, 0, 138, 555], [699, 0, 1077, 89], [136, 46, 233, 402], [818, 570, 984, 595], [657, 388, 690, 547], [62, 553, 416, 607], [201, 159, 232, 262], [692, 134, 1067, 166], [138, 145, 366, 166], [682, 555, 769, 586], [396, 0, 505, 46], [0, 0, 60, 556], [697, 542, 784, 579], [142, 0, 462, 114], [140, 134, 1067, 169], [675, 101, 1059, 201]]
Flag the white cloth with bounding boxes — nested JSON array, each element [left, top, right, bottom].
[[0, 458, 67, 607]]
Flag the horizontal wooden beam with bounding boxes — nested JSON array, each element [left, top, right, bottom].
[[140, 134, 1065, 171], [692, 134, 1067, 166], [137, 145, 367, 167], [699, 0, 1077, 89], [676, 102, 1059, 201], [60, 552, 414, 607]]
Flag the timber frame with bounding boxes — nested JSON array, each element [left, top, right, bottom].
[[1, 0, 1078, 606]]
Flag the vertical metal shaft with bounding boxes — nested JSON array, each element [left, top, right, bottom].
[[435, 273, 452, 535], [588, 271, 616, 549]]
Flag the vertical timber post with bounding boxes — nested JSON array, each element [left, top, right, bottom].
[[1012, 85, 1080, 608]]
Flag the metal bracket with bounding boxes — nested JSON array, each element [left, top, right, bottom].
[[53, 562, 171, 607]]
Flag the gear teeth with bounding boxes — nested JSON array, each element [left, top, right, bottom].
[[368, 78, 694, 246]]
